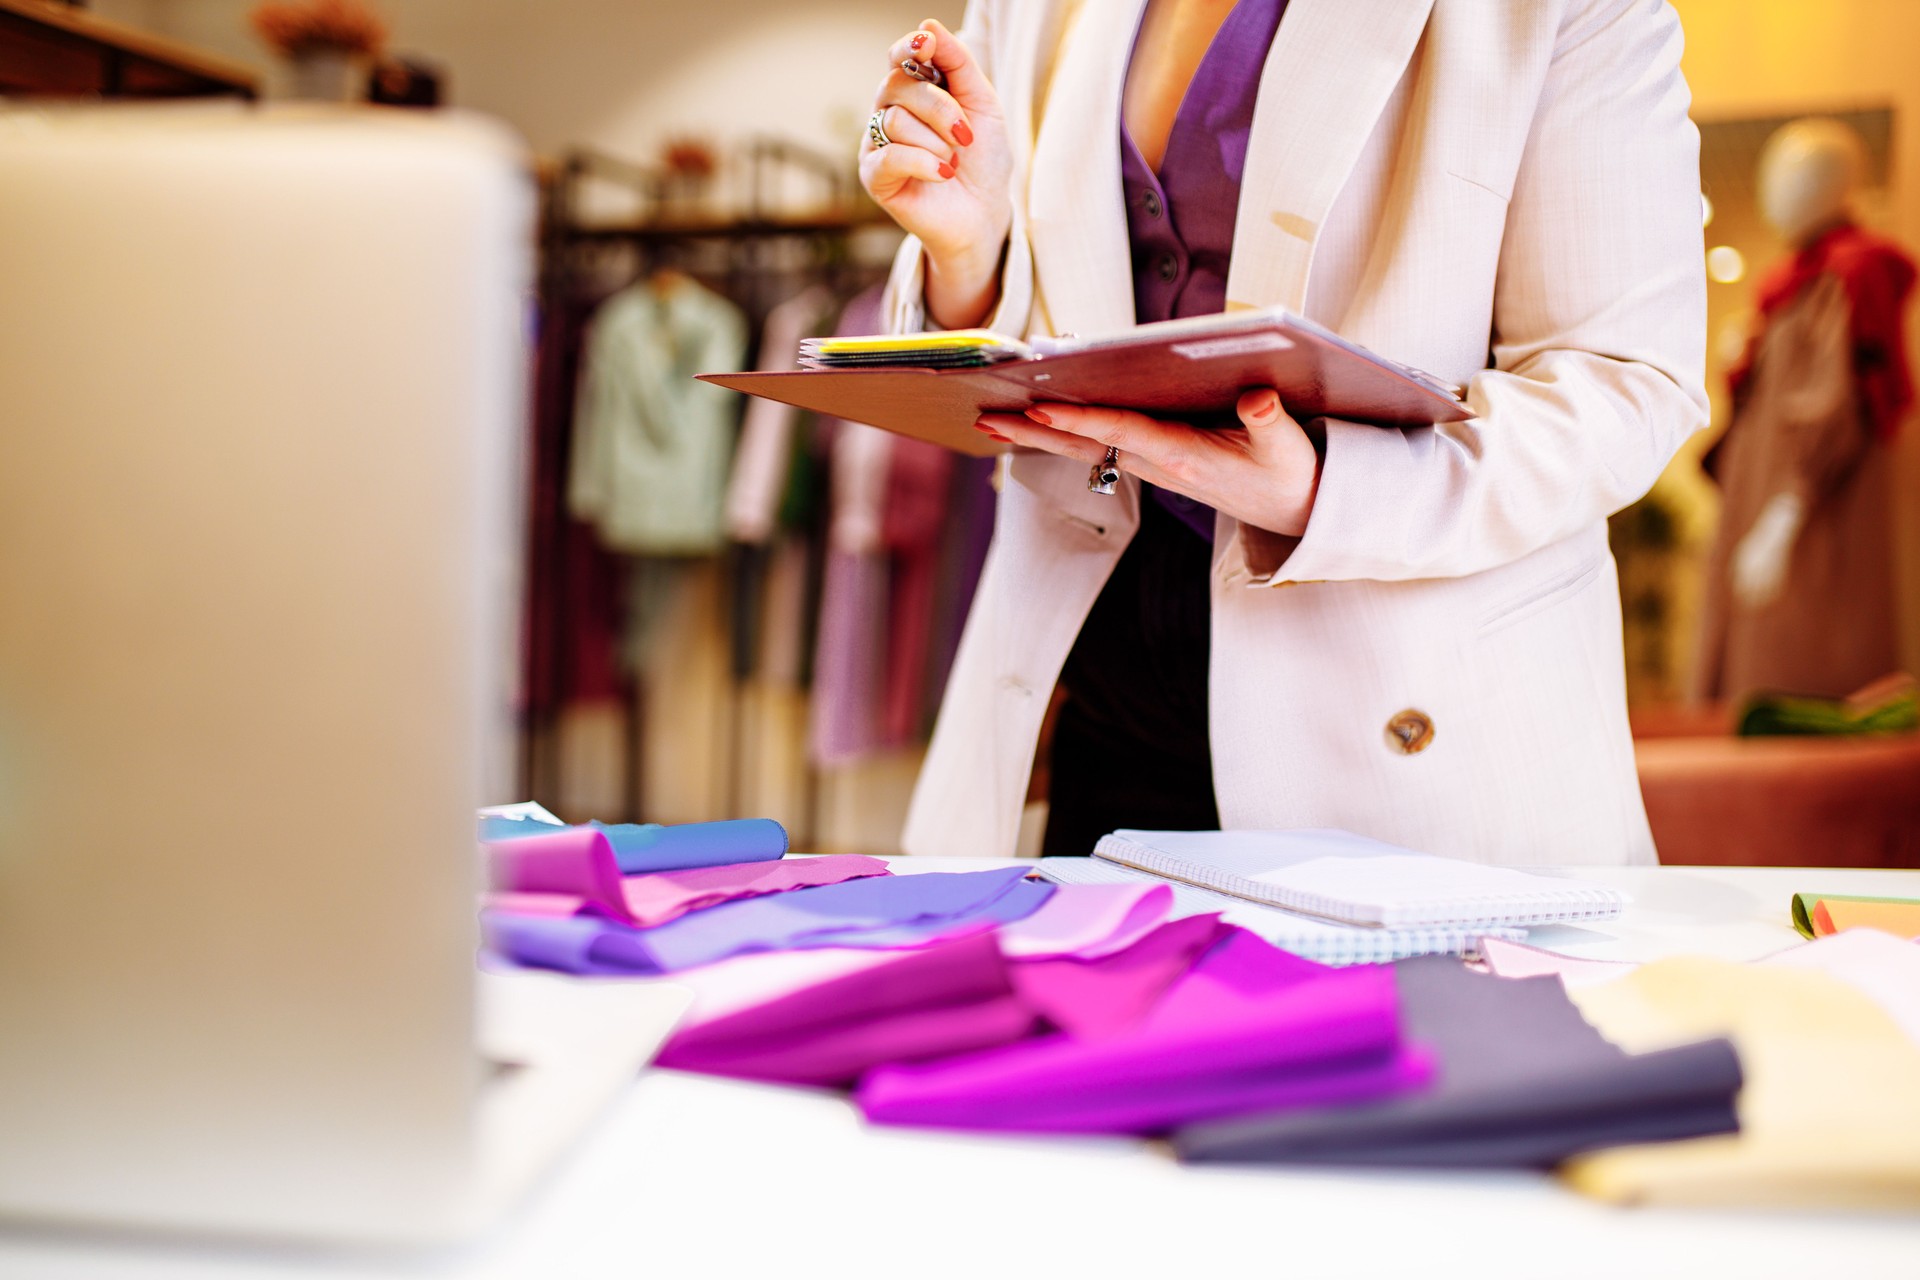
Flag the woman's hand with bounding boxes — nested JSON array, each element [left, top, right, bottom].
[[975, 389, 1324, 537], [860, 19, 1013, 330]]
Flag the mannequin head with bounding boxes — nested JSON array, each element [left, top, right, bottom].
[[1758, 118, 1869, 246]]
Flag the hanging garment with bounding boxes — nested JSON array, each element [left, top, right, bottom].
[[1175, 957, 1741, 1169], [1694, 224, 1917, 702], [568, 274, 747, 554], [725, 284, 838, 545]]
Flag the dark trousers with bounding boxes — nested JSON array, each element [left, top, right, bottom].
[[1042, 497, 1219, 855]]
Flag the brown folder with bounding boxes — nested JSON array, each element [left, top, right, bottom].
[[699, 311, 1471, 458]]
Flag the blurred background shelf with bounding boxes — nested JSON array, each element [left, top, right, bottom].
[[0, 0, 257, 99]]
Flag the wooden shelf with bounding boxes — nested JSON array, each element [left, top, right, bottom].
[[0, 0, 259, 99], [560, 208, 897, 244]]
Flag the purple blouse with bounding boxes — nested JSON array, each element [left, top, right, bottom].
[[1123, 0, 1289, 540]]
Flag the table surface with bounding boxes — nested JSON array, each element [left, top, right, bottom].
[[5, 861, 1919, 1279]]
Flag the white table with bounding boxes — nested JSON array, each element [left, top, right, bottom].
[[5, 862, 1918, 1279]]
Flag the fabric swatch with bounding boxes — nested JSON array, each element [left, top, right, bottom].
[[621, 854, 890, 928], [657, 932, 1037, 1086], [1477, 936, 1637, 988], [995, 881, 1173, 960], [486, 827, 633, 923], [1009, 913, 1228, 1039], [856, 928, 1431, 1136], [1561, 956, 1920, 1209], [1762, 928, 1920, 1048], [481, 814, 789, 875], [1791, 892, 1920, 941], [485, 867, 1050, 976], [1176, 957, 1741, 1169]]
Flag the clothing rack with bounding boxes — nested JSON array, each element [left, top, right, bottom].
[[523, 138, 902, 830]]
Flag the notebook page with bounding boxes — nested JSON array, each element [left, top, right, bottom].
[[1098, 829, 1627, 929], [1035, 858, 1524, 965]]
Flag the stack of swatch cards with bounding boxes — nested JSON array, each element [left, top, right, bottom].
[[1039, 828, 1629, 964]]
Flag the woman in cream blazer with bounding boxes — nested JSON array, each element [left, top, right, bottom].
[[861, 0, 1707, 864]]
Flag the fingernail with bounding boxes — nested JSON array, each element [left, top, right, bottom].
[[1253, 392, 1279, 422], [910, 33, 928, 50], [1025, 406, 1051, 426], [937, 161, 955, 179], [953, 119, 974, 147]]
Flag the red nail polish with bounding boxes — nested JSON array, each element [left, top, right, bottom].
[[1025, 406, 1052, 426], [910, 33, 928, 50], [937, 161, 955, 180], [953, 119, 974, 148]]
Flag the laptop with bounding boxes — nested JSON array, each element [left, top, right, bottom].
[[0, 105, 686, 1245]]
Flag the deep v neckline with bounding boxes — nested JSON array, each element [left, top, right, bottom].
[[1122, 0, 1251, 180]]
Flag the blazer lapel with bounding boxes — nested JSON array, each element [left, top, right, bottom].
[[1026, 0, 1148, 340], [1225, 0, 1436, 314]]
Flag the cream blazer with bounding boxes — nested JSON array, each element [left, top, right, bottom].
[[884, 0, 1708, 864]]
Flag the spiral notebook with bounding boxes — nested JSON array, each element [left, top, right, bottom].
[[1090, 829, 1627, 930], [1037, 857, 1526, 965]]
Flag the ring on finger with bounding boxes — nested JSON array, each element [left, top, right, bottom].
[[1088, 445, 1121, 496], [867, 108, 893, 149]]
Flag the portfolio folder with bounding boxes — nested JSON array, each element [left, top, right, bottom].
[[698, 307, 1472, 457]]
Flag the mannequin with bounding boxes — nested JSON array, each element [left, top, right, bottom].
[[1692, 119, 1916, 703]]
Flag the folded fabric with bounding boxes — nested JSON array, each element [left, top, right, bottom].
[[486, 867, 1050, 976], [994, 881, 1173, 960], [1791, 892, 1920, 941], [486, 827, 634, 922], [1176, 957, 1741, 1169], [622, 854, 890, 928], [1561, 956, 1920, 1209], [657, 932, 1038, 1086], [856, 928, 1431, 1136], [481, 814, 789, 874], [1477, 936, 1637, 988], [1763, 928, 1920, 1048], [1009, 912, 1227, 1039], [485, 890, 623, 921]]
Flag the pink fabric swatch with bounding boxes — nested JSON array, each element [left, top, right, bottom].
[[486, 827, 632, 923], [622, 854, 890, 928], [1011, 913, 1228, 1039], [1477, 937, 1636, 988], [996, 882, 1175, 960], [656, 931, 1038, 1086]]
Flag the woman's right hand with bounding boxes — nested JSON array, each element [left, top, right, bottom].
[[861, 19, 1013, 329]]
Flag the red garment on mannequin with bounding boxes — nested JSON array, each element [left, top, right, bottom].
[[1730, 222, 1917, 440]]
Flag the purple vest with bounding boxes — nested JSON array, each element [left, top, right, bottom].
[[1123, 0, 1289, 540]]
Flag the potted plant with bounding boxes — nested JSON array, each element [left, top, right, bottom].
[[249, 0, 388, 102]]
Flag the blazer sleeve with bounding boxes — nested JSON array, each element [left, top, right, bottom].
[[880, 0, 1035, 340], [1269, 0, 1708, 585]]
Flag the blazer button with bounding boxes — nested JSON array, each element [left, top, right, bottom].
[[1385, 709, 1434, 755]]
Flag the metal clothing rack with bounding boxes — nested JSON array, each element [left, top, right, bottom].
[[522, 138, 900, 832]]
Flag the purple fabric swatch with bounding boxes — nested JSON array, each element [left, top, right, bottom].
[[657, 932, 1038, 1086], [856, 929, 1432, 1136], [1010, 912, 1227, 1039], [484, 867, 1050, 976], [1175, 957, 1743, 1169], [621, 854, 891, 928]]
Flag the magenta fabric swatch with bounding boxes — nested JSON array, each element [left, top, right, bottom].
[[486, 827, 633, 923], [856, 929, 1434, 1136], [484, 890, 619, 921], [996, 882, 1174, 960], [1010, 913, 1228, 1039], [656, 932, 1039, 1086], [622, 854, 891, 928]]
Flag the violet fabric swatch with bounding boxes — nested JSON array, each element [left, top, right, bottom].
[[1174, 957, 1743, 1169], [621, 854, 891, 928], [657, 932, 1038, 1086], [486, 827, 633, 922], [856, 928, 1433, 1135], [996, 882, 1174, 960], [485, 867, 1050, 976]]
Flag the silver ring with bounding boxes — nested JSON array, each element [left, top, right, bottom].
[[867, 109, 892, 149], [1089, 445, 1120, 496]]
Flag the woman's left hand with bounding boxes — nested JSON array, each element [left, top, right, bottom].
[[975, 388, 1323, 537]]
